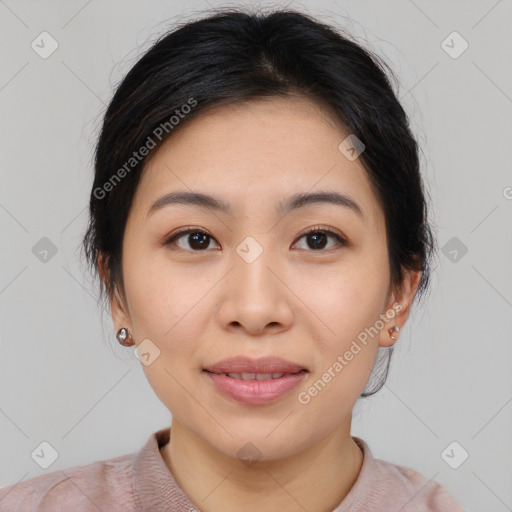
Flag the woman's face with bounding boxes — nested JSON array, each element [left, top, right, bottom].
[[110, 96, 416, 461]]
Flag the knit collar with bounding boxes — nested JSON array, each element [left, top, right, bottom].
[[132, 427, 378, 511]]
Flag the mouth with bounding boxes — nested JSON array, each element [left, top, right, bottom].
[[203, 369, 308, 405], [203, 369, 308, 380], [202, 356, 309, 405], [202, 355, 309, 377]]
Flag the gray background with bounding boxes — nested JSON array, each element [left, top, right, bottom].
[[1, 0, 511, 510]]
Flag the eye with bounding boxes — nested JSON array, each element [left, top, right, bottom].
[[292, 226, 347, 252], [164, 228, 220, 251], [163, 225, 347, 252]]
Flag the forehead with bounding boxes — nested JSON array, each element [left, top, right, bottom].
[[132, 96, 384, 228]]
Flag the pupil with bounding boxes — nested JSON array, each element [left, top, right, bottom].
[[309, 232, 326, 250], [190, 232, 209, 250]]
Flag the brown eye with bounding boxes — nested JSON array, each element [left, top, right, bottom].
[[164, 226, 346, 252], [293, 226, 347, 251], [164, 228, 220, 251]]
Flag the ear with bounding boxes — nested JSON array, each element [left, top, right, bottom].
[[97, 253, 132, 332], [378, 269, 422, 348]]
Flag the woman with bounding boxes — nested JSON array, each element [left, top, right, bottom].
[[0, 7, 467, 511]]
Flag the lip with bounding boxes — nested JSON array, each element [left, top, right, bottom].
[[203, 356, 309, 405], [203, 356, 308, 374], [204, 370, 308, 405]]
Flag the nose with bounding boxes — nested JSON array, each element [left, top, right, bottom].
[[216, 239, 294, 337]]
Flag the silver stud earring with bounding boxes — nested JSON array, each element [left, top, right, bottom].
[[388, 325, 400, 341], [116, 327, 134, 346]]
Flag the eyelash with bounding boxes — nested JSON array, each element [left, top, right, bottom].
[[163, 225, 347, 252]]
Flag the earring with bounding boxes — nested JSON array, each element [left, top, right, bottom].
[[388, 325, 400, 341], [116, 327, 135, 347]]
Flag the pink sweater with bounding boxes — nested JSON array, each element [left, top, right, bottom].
[[0, 427, 467, 511]]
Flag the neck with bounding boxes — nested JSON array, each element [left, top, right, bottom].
[[160, 418, 364, 512]]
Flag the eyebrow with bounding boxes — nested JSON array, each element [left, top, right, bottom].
[[147, 190, 365, 220]]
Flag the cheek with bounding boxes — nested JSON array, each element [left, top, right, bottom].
[[292, 281, 383, 422], [122, 250, 213, 403], [123, 244, 208, 338], [290, 252, 388, 397], [131, 292, 206, 425], [294, 254, 389, 347]]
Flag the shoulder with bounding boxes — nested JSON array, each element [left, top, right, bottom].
[[0, 453, 136, 512], [372, 457, 467, 511], [349, 437, 468, 511]]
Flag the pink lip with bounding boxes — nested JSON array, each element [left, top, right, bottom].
[[203, 355, 308, 374], [204, 371, 308, 405]]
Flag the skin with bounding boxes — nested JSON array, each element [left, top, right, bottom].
[[102, 96, 421, 512]]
